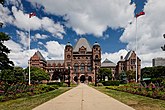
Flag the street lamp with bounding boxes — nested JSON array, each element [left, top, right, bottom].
[[95, 65, 97, 86], [68, 66, 70, 87], [161, 34, 165, 51]]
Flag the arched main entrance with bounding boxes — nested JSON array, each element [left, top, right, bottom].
[[74, 76, 78, 82], [88, 76, 92, 82], [80, 75, 86, 83]]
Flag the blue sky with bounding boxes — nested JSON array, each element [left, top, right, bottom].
[[0, 0, 164, 68]]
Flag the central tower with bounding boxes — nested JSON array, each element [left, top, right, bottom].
[[64, 38, 101, 83]]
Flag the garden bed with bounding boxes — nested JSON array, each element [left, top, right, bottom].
[[106, 83, 165, 100]]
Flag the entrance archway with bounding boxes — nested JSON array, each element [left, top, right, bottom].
[[74, 76, 78, 82], [80, 75, 86, 83], [88, 76, 92, 82]]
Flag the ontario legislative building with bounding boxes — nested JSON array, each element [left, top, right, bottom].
[[30, 38, 101, 83]]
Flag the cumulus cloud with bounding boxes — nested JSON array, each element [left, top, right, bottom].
[[101, 49, 128, 64], [16, 30, 29, 49], [0, 4, 13, 25], [45, 41, 65, 60], [120, 0, 165, 67], [1, 4, 65, 39], [34, 33, 48, 40], [4, 39, 65, 68], [4, 40, 31, 67], [29, 0, 135, 36]]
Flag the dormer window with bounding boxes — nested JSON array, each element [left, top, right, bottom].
[[79, 46, 86, 54]]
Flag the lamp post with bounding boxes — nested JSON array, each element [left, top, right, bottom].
[[95, 65, 97, 86], [161, 34, 165, 51], [68, 66, 70, 87]]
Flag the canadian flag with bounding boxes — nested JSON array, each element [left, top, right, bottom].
[[136, 11, 145, 18], [29, 12, 36, 18]]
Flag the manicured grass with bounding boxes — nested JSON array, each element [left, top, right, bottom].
[[0, 87, 71, 110], [95, 86, 165, 110]]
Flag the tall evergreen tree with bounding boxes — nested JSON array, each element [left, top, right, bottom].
[[0, 32, 14, 70]]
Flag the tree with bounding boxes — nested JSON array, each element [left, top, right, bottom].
[[141, 66, 165, 79], [14, 67, 26, 83], [0, 32, 14, 70], [98, 68, 112, 81], [0, 67, 26, 84], [126, 70, 135, 81], [25, 67, 49, 83]]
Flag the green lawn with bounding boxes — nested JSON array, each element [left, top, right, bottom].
[[0, 87, 71, 110], [95, 86, 165, 110]]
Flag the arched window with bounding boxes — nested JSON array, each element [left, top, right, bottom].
[[74, 63, 79, 72], [80, 63, 85, 72], [87, 63, 92, 71], [95, 55, 98, 59]]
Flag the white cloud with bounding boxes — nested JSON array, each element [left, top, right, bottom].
[[120, 0, 165, 67], [4, 39, 50, 68], [101, 49, 128, 64], [45, 41, 65, 60], [29, 0, 135, 36], [12, 6, 42, 31], [16, 30, 29, 49], [4, 40, 30, 67], [34, 33, 48, 40], [41, 17, 65, 39], [0, 4, 13, 25], [6, 0, 23, 10], [1, 5, 65, 39]]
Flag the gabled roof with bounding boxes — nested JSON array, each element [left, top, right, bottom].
[[73, 38, 92, 52], [101, 58, 116, 67], [35, 51, 46, 61], [124, 50, 134, 60]]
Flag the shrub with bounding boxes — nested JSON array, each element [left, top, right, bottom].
[[0, 96, 5, 102], [62, 83, 68, 87], [47, 82, 63, 86], [102, 80, 120, 86], [97, 83, 103, 86]]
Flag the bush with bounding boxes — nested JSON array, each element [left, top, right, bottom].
[[0, 96, 5, 102], [47, 82, 63, 86], [62, 83, 68, 87], [102, 80, 120, 86], [97, 83, 103, 86]]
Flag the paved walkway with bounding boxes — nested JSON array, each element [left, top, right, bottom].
[[33, 84, 134, 110]]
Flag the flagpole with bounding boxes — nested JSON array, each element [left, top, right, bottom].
[[28, 17, 31, 85], [135, 17, 138, 83]]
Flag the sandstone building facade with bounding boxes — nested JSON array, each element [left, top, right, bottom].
[[30, 38, 141, 83], [116, 51, 141, 81], [30, 38, 101, 83]]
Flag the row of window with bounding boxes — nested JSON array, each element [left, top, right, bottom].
[[74, 66, 92, 72]]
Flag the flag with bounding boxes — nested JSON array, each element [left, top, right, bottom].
[[136, 11, 145, 18], [29, 12, 36, 18]]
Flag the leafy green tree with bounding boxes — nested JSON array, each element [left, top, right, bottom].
[[98, 68, 112, 81], [141, 66, 165, 79], [14, 67, 26, 83], [0, 32, 14, 70], [25, 67, 49, 83], [0, 67, 26, 84], [126, 70, 135, 81]]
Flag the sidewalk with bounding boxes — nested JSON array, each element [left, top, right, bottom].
[[33, 84, 134, 110]]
